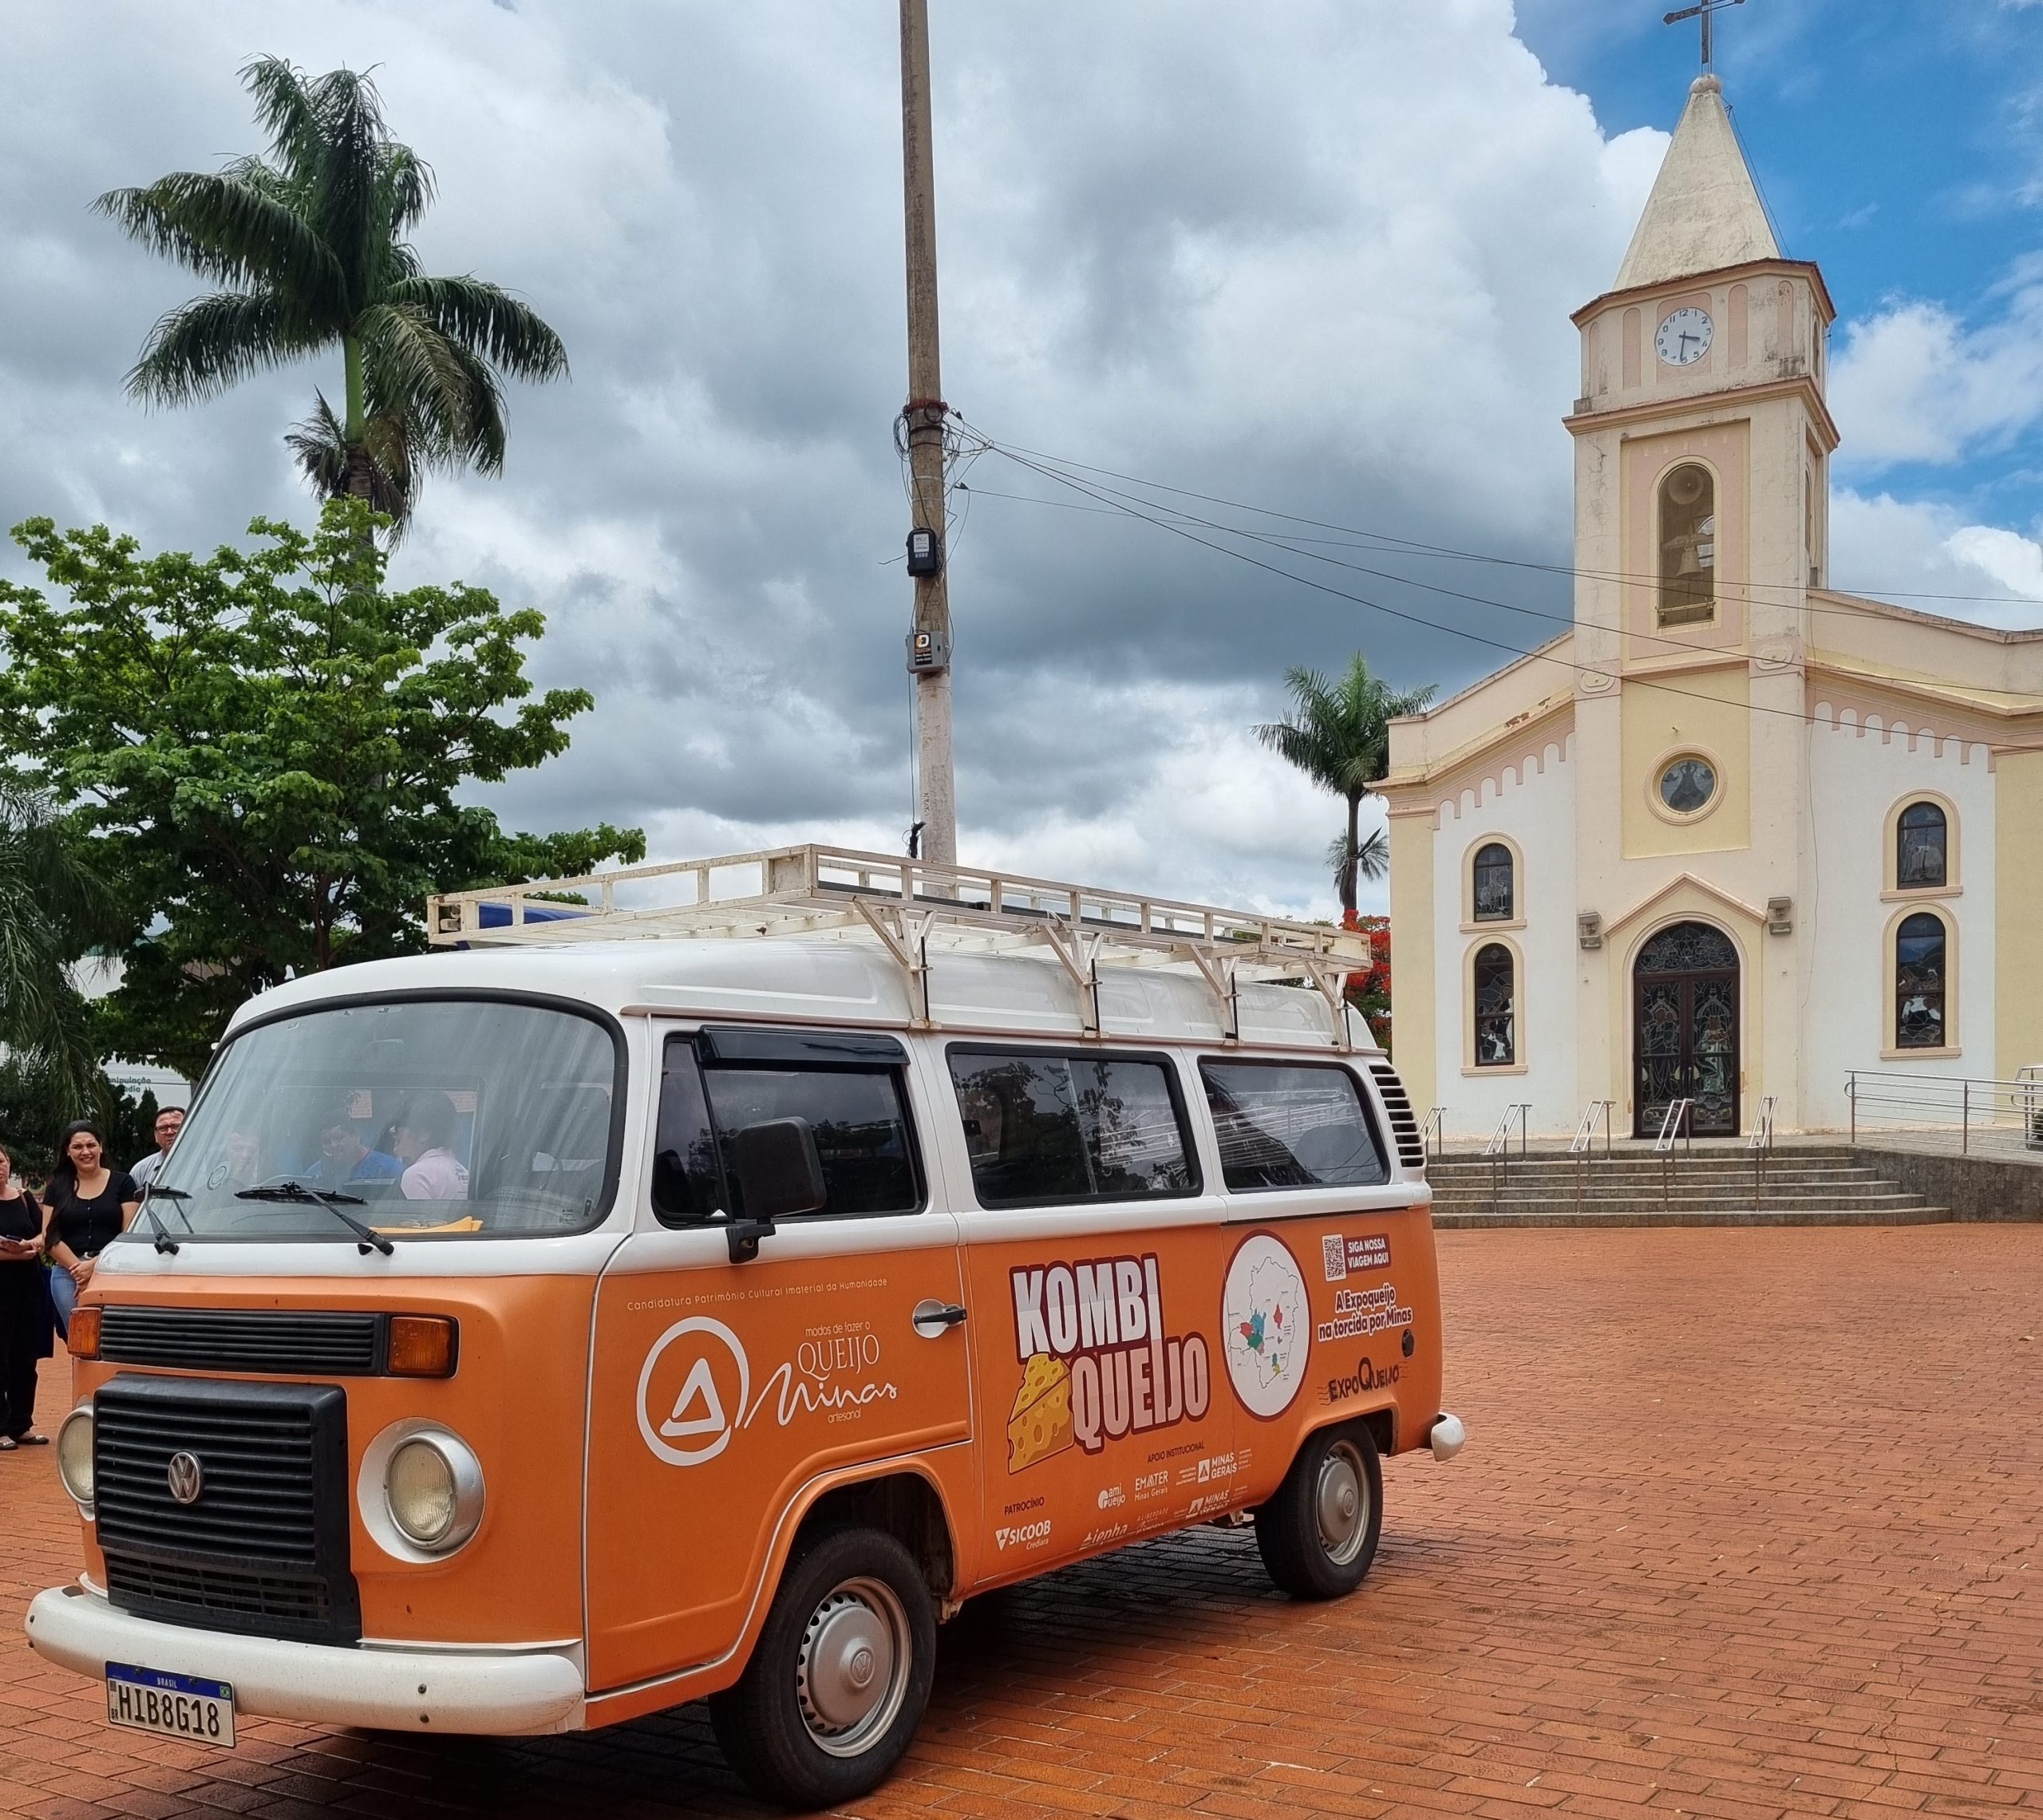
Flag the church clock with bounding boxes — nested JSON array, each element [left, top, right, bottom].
[[1654, 306, 1713, 365]]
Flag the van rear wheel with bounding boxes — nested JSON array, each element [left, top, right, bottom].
[[1255, 1422, 1382, 1600], [709, 1526, 935, 1809]]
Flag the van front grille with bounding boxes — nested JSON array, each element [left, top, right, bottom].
[[1367, 1062, 1428, 1172], [100, 1307, 381, 1376], [93, 1374, 359, 1644]]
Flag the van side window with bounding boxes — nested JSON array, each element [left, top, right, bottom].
[[1199, 1061, 1389, 1191], [701, 1064, 920, 1218], [651, 1036, 727, 1223], [946, 1048, 1197, 1206]]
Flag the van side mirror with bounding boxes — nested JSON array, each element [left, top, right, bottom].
[[725, 1117, 827, 1262]]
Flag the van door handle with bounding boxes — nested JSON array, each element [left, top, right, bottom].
[[911, 1300, 968, 1338]]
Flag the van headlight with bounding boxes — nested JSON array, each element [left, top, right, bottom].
[[57, 1404, 95, 1513], [383, 1431, 484, 1552]]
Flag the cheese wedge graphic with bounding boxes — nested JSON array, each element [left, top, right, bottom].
[[1007, 1351, 1073, 1473]]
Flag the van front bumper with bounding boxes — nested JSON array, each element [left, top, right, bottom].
[[26, 1585, 587, 1735]]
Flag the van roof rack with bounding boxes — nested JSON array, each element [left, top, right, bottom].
[[427, 843, 1373, 1043]]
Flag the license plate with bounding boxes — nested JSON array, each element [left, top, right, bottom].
[[105, 1662, 235, 1747]]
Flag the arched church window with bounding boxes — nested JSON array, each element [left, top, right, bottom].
[[1658, 464, 1716, 626], [1472, 843, 1514, 922], [1894, 912, 1947, 1050], [1472, 944, 1515, 1068], [1896, 802, 1947, 890]]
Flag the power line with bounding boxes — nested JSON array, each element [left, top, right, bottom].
[[955, 426, 2043, 614], [954, 425, 2043, 728]]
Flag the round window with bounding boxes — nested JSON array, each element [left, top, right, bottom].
[[1658, 756, 1717, 815]]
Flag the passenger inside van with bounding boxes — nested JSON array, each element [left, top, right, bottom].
[[388, 1092, 470, 1201]]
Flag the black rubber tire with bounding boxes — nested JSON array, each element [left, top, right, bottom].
[[1254, 1421, 1384, 1601], [709, 1527, 936, 1810]]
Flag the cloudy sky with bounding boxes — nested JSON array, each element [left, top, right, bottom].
[[3, 0, 2041, 920]]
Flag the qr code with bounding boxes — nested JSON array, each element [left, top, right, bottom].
[[1321, 1233, 1347, 1281]]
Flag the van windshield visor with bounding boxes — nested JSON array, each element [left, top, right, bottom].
[[148, 999, 620, 1241]]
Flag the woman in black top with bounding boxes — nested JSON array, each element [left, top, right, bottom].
[[44, 1122, 137, 1340], [0, 1143, 51, 1448]]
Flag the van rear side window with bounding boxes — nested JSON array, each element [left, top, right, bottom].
[[1199, 1061, 1389, 1191], [946, 1048, 1197, 1206], [651, 1036, 922, 1223]]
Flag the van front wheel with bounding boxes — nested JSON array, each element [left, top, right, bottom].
[[709, 1526, 936, 1808], [1255, 1422, 1383, 1600]]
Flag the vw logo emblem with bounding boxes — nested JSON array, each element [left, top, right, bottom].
[[165, 1451, 204, 1506]]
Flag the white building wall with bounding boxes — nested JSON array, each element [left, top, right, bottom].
[[1801, 711, 1995, 1128], [1432, 734, 1579, 1139]]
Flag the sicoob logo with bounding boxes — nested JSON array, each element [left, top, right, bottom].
[[1222, 1234, 1309, 1419]]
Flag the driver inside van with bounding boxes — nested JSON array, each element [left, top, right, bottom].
[[312, 1109, 402, 1192], [389, 1092, 470, 1201]]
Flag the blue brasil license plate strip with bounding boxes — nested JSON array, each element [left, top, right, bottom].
[[106, 1661, 235, 1747]]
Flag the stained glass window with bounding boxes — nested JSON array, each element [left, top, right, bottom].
[[1897, 802, 1947, 890], [1658, 464, 1716, 626], [1658, 756, 1717, 815], [1895, 913, 1946, 1050], [1472, 943, 1515, 1068], [1472, 843, 1514, 922], [1636, 922, 1737, 974]]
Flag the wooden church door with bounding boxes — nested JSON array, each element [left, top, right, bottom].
[[1633, 922, 1741, 1139]]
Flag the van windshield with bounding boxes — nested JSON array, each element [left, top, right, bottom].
[[147, 998, 620, 1242]]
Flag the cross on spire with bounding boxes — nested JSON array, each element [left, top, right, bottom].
[[1663, 0, 1746, 73]]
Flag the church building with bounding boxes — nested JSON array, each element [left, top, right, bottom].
[[1380, 74, 2043, 1140]]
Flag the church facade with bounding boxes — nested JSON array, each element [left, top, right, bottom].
[[1381, 75, 2043, 1140]]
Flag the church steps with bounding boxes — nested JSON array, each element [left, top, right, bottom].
[[1432, 1202, 1953, 1230], [1420, 1147, 1945, 1223]]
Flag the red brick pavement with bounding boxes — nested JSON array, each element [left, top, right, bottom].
[[2, 1225, 2039, 1819]]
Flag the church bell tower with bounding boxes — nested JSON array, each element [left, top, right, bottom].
[[1565, 73, 1837, 1133]]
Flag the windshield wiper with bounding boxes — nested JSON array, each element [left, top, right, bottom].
[[135, 1186, 183, 1254], [235, 1181, 394, 1256]]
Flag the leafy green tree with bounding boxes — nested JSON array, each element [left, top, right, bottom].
[[1256, 655, 1436, 921], [96, 56, 566, 533], [0, 498, 643, 1079], [0, 780, 119, 1118]]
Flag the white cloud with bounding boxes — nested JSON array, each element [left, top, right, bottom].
[[1829, 266, 2043, 468], [1830, 488, 2043, 629]]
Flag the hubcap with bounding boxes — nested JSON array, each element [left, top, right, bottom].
[[1315, 1443, 1369, 1565], [795, 1577, 910, 1755]]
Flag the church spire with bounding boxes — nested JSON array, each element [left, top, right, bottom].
[[1613, 74, 1779, 292]]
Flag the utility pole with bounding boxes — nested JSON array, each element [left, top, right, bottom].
[[899, 0, 956, 866]]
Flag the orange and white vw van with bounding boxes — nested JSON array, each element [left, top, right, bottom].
[[26, 847, 1464, 1809]]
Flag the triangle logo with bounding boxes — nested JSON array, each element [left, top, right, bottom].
[[659, 1356, 729, 1439]]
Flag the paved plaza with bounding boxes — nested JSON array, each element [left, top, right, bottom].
[[2, 1225, 2038, 1819]]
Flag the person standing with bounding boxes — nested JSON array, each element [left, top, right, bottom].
[[0, 1145, 51, 1450], [128, 1106, 184, 1194], [43, 1123, 138, 1338]]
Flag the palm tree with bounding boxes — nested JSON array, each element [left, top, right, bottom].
[[0, 780, 114, 1118], [1256, 655, 1436, 921], [97, 57, 567, 533]]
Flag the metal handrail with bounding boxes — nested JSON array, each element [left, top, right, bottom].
[[1847, 1068, 2043, 1155], [1482, 1103, 1530, 1159], [1419, 1107, 1446, 1163], [1568, 1100, 1615, 1157], [1747, 1094, 1776, 1211], [1568, 1100, 1615, 1216], [1484, 1103, 1531, 1212], [1653, 1098, 1693, 1207]]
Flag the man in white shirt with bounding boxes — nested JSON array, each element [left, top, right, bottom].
[[128, 1107, 184, 1193]]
